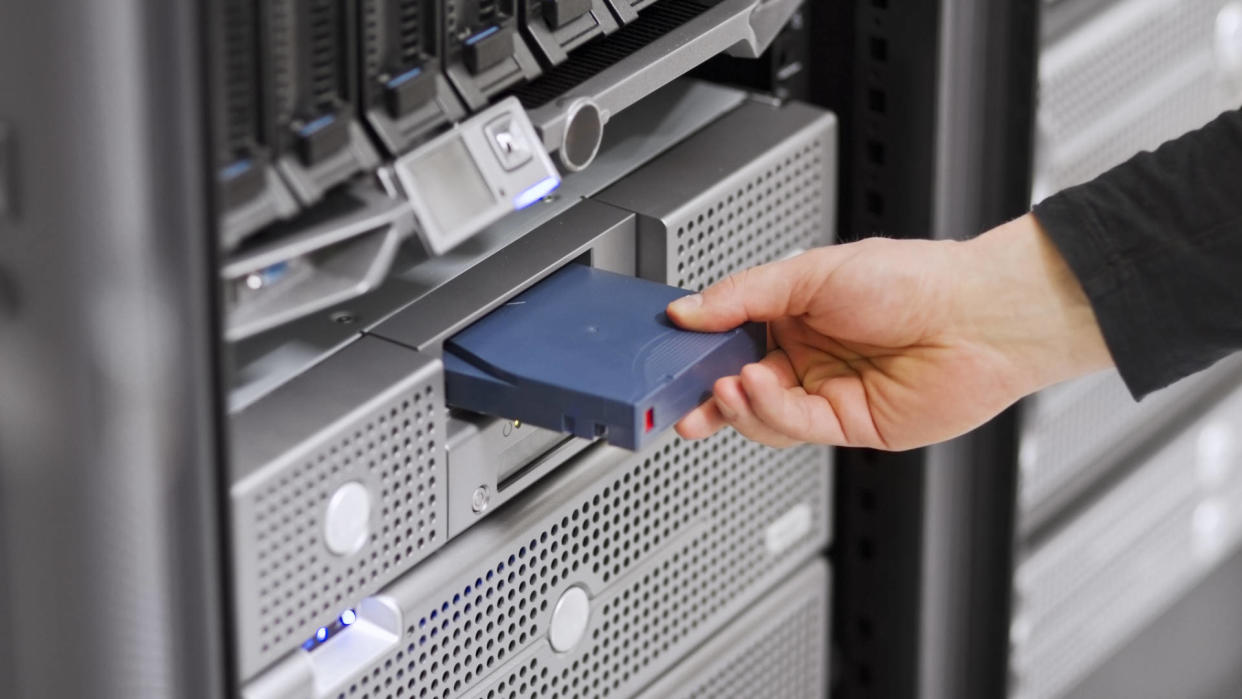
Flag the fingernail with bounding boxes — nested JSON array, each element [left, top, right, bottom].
[[716, 397, 737, 420], [670, 293, 702, 314]]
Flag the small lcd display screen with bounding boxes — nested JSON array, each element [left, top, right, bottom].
[[408, 136, 496, 238]]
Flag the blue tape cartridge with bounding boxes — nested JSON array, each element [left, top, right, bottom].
[[443, 264, 765, 450]]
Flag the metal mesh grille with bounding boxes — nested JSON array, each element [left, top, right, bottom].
[[298, 430, 829, 699], [663, 563, 829, 699], [1039, 70, 1230, 194], [1011, 386, 1242, 699], [1034, 0, 1242, 195], [233, 356, 448, 677], [595, 102, 835, 292], [1038, 0, 1221, 141], [671, 138, 826, 290], [1018, 357, 1242, 522]]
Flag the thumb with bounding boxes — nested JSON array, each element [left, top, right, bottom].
[[667, 251, 822, 332]]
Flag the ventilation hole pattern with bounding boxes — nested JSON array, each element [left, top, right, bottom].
[[338, 432, 828, 699], [446, 0, 458, 34], [1019, 357, 1241, 517], [1042, 72, 1230, 192], [362, 0, 383, 83], [508, 0, 711, 109], [222, 0, 259, 159], [672, 140, 825, 291], [248, 382, 443, 659], [308, 0, 343, 109], [267, 0, 297, 128], [397, 0, 427, 65], [1040, 0, 1221, 142], [682, 591, 826, 699], [1011, 393, 1242, 699]]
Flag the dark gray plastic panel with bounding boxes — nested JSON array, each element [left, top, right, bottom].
[[521, 0, 620, 66]]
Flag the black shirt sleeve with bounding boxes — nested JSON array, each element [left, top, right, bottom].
[[1032, 107, 1242, 399]]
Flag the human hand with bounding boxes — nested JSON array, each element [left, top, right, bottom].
[[667, 214, 1113, 450]]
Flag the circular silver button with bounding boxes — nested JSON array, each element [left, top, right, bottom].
[[558, 99, 604, 172], [324, 481, 371, 556], [548, 586, 590, 653]]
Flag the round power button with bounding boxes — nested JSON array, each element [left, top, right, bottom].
[[548, 586, 591, 653], [324, 481, 371, 556]]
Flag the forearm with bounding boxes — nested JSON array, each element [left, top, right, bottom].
[[960, 213, 1114, 394], [1033, 107, 1242, 397]]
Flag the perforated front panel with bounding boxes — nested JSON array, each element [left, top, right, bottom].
[[636, 559, 829, 699], [594, 100, 835, 291], [245, 429, 831, 699], [668, 139, 826, 290], [231, 340, 448, 679], [1011, 383, 1242, 699], [1018, 356, 1242, 524], [1034, 0, 1242, 196]]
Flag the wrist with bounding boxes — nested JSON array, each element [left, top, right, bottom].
[[960, 213, 1113, 393]]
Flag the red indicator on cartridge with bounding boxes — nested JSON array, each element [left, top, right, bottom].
[[645, 408, 655, 432]]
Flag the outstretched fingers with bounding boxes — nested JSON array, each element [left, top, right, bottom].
[[666, 250, 837, 332]]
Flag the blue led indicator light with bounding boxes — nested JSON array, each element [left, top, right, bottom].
[[315, 627, 328, 643], [220, 159, 253, 181], [514, 176, 560, 210], [465, 25, 500, 45], [298, 114, 336, 138], [340, 609, 357, 626], [386, 67, 423, 88]]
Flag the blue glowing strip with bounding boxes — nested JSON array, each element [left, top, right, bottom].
[[220, 158, 253, 181], [386, 67, 423, 88], [301, 607, 361, 652], [298, 114, 336, 137], [258, 260, 290, 286], [513, 176, 560, 210], [465, 25, 500, 45]]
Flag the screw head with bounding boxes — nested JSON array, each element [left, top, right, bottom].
[[331, 311, 357, 325], [471, 485, 490, 513]]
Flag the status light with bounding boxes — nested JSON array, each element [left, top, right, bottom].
[[513, 176, 560, 210]]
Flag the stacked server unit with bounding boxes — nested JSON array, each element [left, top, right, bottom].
[[214, 1, 834, 697], [1011, 1, 1242, 696]]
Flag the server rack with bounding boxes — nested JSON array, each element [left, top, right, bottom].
[[0, 2, 1058, 699], [1010, 1, 1242, 697], [811, 1, 1037, 697]]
